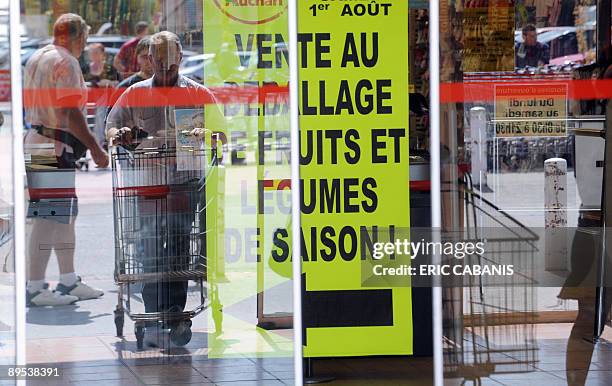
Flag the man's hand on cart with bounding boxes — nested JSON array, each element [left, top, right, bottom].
[[182, 128, 214, 150], [107, 126, 150, 148], [107, 126, 135, 147], [91, 146, 110, 168], [182, 127, 211, 139]]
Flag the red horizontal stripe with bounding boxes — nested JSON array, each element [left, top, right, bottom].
[[23, 85, 290, 108], [441, 78, 612, 103], [114, 185, 169, 198], [410, 180, 431, 191], [18, 78, 612, 108], [28, 188, 77, 200]]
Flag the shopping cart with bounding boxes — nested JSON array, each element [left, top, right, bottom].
[[443, 172, 540, 385], [111, 145, 212, 350]]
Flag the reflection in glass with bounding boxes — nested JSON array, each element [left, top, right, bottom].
[[439, 0, 612, 384], [0, 6, 15, 372], [17, 2, 295, 384]]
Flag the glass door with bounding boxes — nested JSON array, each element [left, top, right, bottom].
[[0, 0, 21, 380], [434, 0, 612, 384], [17, 1, 298, 384]]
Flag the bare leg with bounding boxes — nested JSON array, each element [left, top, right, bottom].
[[27, 218, 54, 281], [566, 297, 596, 386], [53, 220, 76, 274]]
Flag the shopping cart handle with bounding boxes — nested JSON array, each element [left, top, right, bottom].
[[181, 128, 211, 138]]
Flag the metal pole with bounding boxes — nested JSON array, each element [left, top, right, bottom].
[[9, 0, 27, 373], [544, 158, 569, 271], [469, 107, 487, 187], [429, 0, 443, 384], [287, 0, 304, 384]]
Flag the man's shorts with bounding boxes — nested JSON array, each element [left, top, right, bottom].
[[26, 150, 78, 225], [27, 198, 78, 225]]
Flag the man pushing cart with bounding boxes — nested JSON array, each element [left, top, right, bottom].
[[106, 31, 219, 349]]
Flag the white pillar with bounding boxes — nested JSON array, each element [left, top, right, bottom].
[[469, 107, 487, 187], [287, 0, 304, 382], [9, 0, 27, 370], [544, 158, 569, 271], [429, 0, 443, 383]]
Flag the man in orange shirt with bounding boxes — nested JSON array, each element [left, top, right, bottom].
[[24, 13, 109, 306]]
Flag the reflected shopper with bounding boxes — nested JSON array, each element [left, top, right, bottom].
[[113, 21, 149, 79], [23, 13, 109, 306], [106, 31, 217, 346], [515, 24, 550, 68], [84, 43, 119, 147], [558, 53, 612, 386], [109, 36, 152, 107], [116, 36, 153, 88], [83, 43, 118, 88]]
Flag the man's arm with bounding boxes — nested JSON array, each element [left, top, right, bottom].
[[113, 48, 127, 74], [60, 96, 109, 167], [105, 91, 138, 146]]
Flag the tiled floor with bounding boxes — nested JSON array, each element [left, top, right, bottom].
[[25, 349, 293, 385], [17, 322, 612, 385], [444, 323, 612, 386]]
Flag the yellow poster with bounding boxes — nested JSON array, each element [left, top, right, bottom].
[[296, 0, 411, 357], [203, 0, 412, 357], [203, 0, 294, 359]]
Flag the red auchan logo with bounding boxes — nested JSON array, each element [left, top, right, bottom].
[[213, 0, 287, 25]]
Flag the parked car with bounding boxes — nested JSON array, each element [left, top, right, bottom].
[[18, 35, 130, 68], [20, 38, 46, 67], [1, 34, 198, 101], [179, 53, 215, 82]]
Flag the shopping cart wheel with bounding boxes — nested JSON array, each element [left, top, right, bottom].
[[135, 324, 145, 350], [169, 319, 192, 347], [114, 308, 124, 337]]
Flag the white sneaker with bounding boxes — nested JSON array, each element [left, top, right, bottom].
[[27, 289, 78, 307], [56, 277, 104, 300]]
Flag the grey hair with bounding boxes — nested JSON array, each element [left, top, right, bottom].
[[53, 13, 88, 42], [149, 31, 182, 55]]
